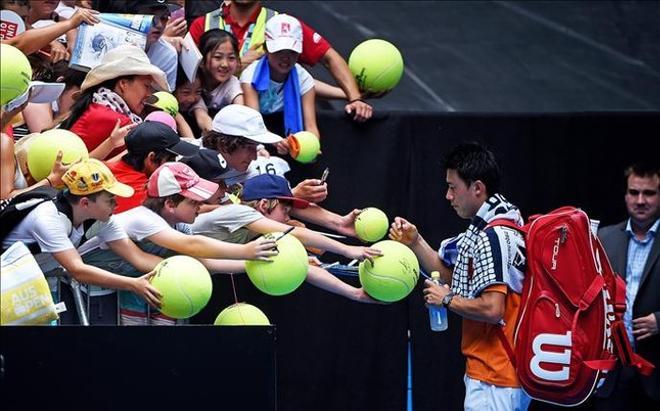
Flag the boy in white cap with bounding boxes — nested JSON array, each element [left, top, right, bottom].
[[240, 14, 320, 157], [202, 104, 328, 203]]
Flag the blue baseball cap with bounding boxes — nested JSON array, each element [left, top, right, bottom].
[[241, 174, 309, 209]]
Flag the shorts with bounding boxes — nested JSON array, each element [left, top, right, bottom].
[[464, 375, 531, 411]]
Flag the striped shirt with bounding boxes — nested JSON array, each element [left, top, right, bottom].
[[624, 218, 659, 347]]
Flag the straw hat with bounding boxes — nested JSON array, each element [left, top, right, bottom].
[[79, 45, 169, 92]]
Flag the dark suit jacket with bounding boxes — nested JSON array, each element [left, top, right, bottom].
[[598, 220, 660, 400]]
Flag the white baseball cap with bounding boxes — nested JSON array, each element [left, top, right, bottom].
[[211, 104, 283, 144], [265, 14, 303, 54]]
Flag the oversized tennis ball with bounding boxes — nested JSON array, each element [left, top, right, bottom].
[[26, 129, 89, 183], [0, 44, 32, 106], [214, 303, 270, 326], [288, 131, 320, 164], [355, 207, 389, 243], [348, 39, 404, 93], [245, 232, 309, 296], [359, 240, 420, 302], [149, 255, 212, 319], [151, 91, 179, 117]]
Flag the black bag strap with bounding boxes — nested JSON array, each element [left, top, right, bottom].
[[1, 187, 59, 254], [1, 189, 96, 255], [52, 190, 96, 248]]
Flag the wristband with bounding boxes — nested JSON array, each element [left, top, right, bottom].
[[348, 98, 365, 104], [442, 291, 455, 308], [45, 176, 53, 187]]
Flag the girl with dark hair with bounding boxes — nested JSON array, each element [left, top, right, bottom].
[[59, 45, 169, 160], [192, 29, 243, 134]]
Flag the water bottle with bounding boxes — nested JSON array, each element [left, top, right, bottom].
[[428, 271, 448, 332]]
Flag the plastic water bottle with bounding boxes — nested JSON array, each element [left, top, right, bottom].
[[428, 271, 448, 332]]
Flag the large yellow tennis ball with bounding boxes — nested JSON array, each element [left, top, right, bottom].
[[245, 232, 309, 296], [26, 129, 89, 183], [288, 131, 320, 164], [348, 39, 404, 93], [214, 303, 270, 326], [355, 207, 389, 243], [151, 91, 179, 117], [149, 255, 213, 319], [359, 240, 420, 302], [0, 44, 32, 106]]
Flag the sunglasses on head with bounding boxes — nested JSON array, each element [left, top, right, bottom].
[[150, 9, 170, 26]]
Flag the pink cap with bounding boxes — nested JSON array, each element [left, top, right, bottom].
[[147, 162, 219, 201], [145, 110, 177, 132]]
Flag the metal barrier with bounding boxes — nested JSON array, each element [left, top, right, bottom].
[[53, 274, 89, 326], [52, 270, 121, 326], [69, 278, 90, 326], [53, 271, 169, 326]]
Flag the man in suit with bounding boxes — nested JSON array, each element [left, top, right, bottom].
[[596, 163, 659, 410]]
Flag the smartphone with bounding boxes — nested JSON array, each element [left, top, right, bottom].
[[170, 7, 185, 21], [320, 167, 330, 183]]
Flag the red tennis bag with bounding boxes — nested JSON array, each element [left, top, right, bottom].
[[489, 207, 654, 407]]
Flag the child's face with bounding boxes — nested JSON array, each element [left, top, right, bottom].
[[204, 40, 238, 85], [172, 198, 202, 224], [267, 49, 299, 79], [264, 200, 292, 223], [225, 142, 258, 172], [174, 78, 202, 112], [84, 192, 117, 223]]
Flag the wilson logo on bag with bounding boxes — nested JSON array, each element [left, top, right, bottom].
[[489, 206, 654, 407]]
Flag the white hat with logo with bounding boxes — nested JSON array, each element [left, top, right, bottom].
[[265, 14, 303, 54]]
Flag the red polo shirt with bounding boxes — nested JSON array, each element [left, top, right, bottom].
[[189, 3, 330, 66], [106, 159, 148, 214]]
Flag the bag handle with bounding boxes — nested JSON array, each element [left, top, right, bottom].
[[586, 321, 655, 375], [611, 320, 655, 376], [496, 326, 517, 368], [486, 219, 526, 234]]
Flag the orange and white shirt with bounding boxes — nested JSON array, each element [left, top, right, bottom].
[[462, 284, 522, 387]]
